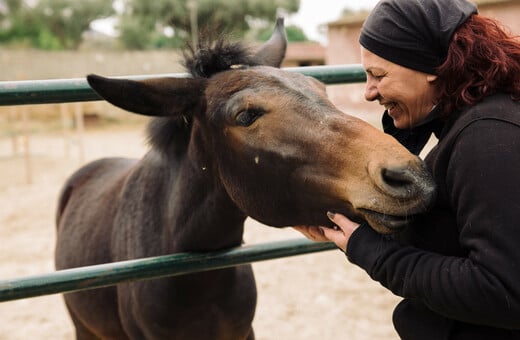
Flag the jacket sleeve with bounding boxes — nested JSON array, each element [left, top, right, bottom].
[[346, 119, 520, 329]]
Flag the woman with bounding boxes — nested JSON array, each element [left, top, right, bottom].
[[294, 0, 520, 338]]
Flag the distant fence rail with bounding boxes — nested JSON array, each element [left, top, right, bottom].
[[0, 64, 366, 106], [0, 64, 364, 302]]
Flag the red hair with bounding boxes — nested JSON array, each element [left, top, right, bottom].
[[436, 15, 520, 117]]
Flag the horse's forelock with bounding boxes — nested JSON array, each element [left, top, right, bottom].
[[183, 36, 259, 78], [149, 36, 260, 155]]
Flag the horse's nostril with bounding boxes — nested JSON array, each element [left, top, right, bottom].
[[381, 167, 414, 188]]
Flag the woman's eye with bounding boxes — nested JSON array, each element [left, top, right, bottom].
[[235, 109, 264, 126], [367, 71, 385, 81]]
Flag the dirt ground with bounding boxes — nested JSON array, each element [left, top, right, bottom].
[[0, 118, 401, 340]]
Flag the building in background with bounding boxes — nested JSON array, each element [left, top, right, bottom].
[[283, 42, 325, 67]]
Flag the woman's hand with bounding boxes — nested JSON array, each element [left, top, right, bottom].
[[292, 212, 361, 252]]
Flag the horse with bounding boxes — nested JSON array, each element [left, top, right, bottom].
[[55, 19, 436, 340]]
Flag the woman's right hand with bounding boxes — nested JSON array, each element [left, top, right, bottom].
[[292, 225, 330, 242], [292, 212, 360, 252]]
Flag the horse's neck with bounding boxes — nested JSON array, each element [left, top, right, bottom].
[[126, 150, 247, 255], [167, 163, 247, 252]]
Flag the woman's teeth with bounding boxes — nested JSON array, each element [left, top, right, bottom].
[[385, 103, 396, 111]]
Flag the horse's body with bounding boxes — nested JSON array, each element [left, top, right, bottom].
[[55, 19, 436, 339]]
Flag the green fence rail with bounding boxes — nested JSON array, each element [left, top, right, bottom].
[[0, 238, 337, 302], [0, 64, 364, 302], [0, 64, 366, 106]]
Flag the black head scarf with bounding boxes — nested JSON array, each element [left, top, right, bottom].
[[360, 0, 478, 75]]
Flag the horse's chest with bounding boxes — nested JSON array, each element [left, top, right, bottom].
[[118, 266, 257, 339]]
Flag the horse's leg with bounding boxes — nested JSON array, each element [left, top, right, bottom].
[[66, 304, 101, 340], [62, 288, 128, 340], [72, 323, 100, 340], [246, 328, 255, 340]]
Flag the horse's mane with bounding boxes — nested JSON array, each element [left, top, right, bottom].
[[183, 35, 260, 78], [148, 35, 259, 156]]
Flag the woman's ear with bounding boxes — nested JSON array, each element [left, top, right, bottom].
[[426, 74, 438, 83]]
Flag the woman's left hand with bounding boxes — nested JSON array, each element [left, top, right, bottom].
[[293, 212, 361, 252]]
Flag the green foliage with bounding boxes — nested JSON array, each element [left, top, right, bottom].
[[36, 28, 63, 50], [0, 0, 114, 49], [257, 24, 308, 42], [0, 0, 306, 50], [118, 0, 300, 50]]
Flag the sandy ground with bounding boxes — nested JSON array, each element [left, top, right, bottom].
[[0, 120, 401, 340]]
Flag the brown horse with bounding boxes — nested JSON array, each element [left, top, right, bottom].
[[55, 19, 435, 340]]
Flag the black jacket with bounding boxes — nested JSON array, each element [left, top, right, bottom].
[[347, 93, 520, 339]]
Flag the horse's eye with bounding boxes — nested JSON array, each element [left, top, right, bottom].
[[235, 109, 264, 127]]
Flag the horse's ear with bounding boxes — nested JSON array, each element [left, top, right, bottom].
[[86, 74, 207, 117], [253, 17, 287, 68]]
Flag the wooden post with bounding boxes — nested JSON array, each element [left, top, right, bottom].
[[8, 106, 19, 156], [74, 102, 85, 164], [60, 104, 71, 158], [20, 106, 32, 184]]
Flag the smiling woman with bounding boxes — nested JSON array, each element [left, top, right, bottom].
[[295, 0, 520, 339]]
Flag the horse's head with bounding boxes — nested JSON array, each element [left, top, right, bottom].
[[86, 19, 435, 234]]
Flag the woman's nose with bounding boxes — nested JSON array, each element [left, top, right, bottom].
[[364, 78, 378, 102]]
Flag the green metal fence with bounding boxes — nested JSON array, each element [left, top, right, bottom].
[[0, 64, 366, 106], [0, 64, 365, 302]]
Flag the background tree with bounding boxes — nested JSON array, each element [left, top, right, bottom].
[[118, 0, 301, 50], [0, 0, 114, 49], [0, 0, 305, 50], [256, 24, 308, 42]]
